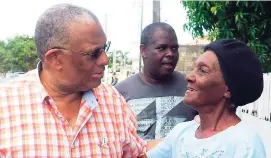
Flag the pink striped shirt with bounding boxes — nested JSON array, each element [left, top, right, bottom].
[[0, 66, 146, 157]]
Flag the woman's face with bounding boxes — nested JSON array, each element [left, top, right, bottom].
[[184, 51, 230, 108]]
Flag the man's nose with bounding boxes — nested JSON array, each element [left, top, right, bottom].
[[96, 51, 109, 66], [165, 48, 178, 58]]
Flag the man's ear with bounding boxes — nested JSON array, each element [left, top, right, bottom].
[[140, 44, 147, 58], [224, 86, 231, 99], [44, 49, 63, 71]]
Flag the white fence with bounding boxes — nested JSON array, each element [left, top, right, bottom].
[[238, 73, 271, 122]]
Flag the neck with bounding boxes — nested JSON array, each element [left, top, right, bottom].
[[196, 101, 240, 138], [141, 67, 171, 85], [40, 69, 83, 106]]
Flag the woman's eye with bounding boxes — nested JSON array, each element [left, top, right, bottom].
[[198, 68, 208, 75]]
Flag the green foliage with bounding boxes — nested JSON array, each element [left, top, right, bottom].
[[107, 51, 114, 68], [0, 35, 38, 73], [107, 50, 131, 68], [182, 1, 271, 72], [116, 50, 130, 66]]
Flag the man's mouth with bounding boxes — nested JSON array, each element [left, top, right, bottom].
[[91, 71, 104, 78], [162, 63, 175, 69]]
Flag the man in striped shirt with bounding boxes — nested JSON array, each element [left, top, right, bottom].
[[0, 4, 146, 157]]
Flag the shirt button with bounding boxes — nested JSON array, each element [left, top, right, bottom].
[[59, 116, 65, 121]]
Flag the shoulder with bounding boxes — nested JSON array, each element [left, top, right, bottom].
[[0, 70, 38, 97], [167, 71, 188, 94], [172, 71, 186, 81], [93, 83, 134, 115], [234, 122, 264, 144], [95, 83, 123, 99], [230, 121, 266, 157], [0, 70, 39, 113], [115, 74, 139, 91], [167, 71, 187, 89], [115, 73, 139, 87], [0, 70, 37, 89]]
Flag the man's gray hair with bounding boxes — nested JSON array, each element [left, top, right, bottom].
[[34, 3, 99, 61]]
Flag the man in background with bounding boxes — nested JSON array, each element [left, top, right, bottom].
[[115, 22, 198, 141]]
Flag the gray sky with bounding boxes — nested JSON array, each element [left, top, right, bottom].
[[0, 0, 193, 59]]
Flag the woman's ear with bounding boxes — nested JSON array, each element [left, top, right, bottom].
[[224, 86, 231, 99]]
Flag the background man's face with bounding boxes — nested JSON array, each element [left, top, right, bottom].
[[143, 28, 179, 79]]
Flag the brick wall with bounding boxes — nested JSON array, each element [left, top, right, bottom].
[[176, 45, 205, 74]]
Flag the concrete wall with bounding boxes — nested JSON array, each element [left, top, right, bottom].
[[176, 45, 205, 74]]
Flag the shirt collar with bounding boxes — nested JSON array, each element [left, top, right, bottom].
[[83, 90, 99, 110], [36, 61, 98, 109], [36, 61, 50, 102]]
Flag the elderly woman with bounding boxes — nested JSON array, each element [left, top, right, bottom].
[[146, 39, 266, 157]]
